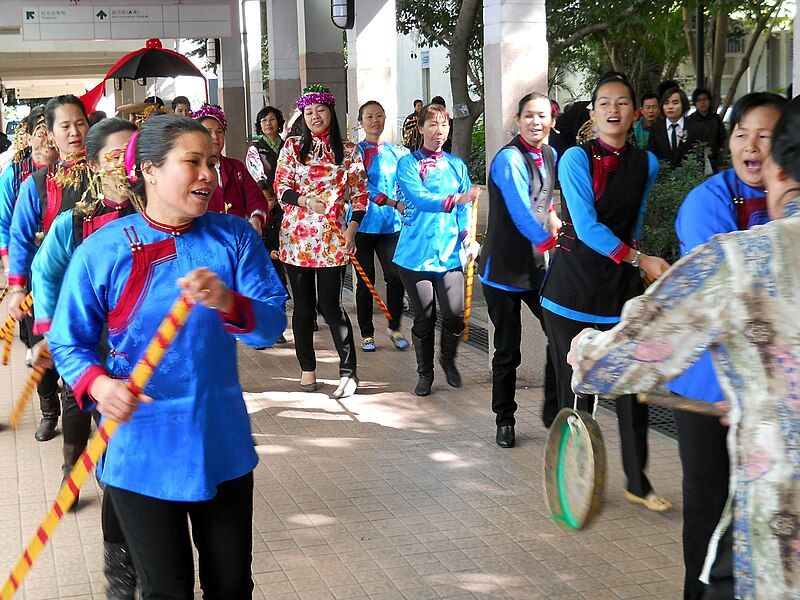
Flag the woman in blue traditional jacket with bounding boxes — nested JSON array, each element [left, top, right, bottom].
[[48, 115, 288, 598], [666, 91, 788, 600], [393, 103, 480, 396], [355, 100, 410, 352], [540, 73, 672, 512], [31, 116, 141, 599]]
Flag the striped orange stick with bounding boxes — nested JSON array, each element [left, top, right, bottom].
[[325, 214, 392, 324], [9, 347, 51, 428], [1, 293, 33, 366], [461, 197, 480, 341], [0, 294, 194, 600], [0, 286, 8, 305]]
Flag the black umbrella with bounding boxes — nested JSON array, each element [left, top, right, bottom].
[[105, 38, 205, 82]]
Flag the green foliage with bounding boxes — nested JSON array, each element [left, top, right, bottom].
[[639, 145, 709, 264], [468, 116, 486, 184]]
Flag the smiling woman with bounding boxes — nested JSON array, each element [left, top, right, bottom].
[[47, 114, 288, 598], [540, 72, 672, 514]]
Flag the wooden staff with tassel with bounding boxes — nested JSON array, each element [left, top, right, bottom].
[[324, 212, 393, 325], [0, 294, 194, 600], [461, 196, 480, 341], [8, 346, 51, 428]]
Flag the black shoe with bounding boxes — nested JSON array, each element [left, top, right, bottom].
[[414, 374, 434, 397], [104, 542, 138, 599], [35, 417, 58, 442], [496, 425, 515, 448], [439, 330, 462, 388], [276, 334, 287, 344]]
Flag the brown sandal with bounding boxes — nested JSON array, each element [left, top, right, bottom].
[[625, 491, 673, 512]]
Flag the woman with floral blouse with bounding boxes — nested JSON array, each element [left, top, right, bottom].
[[274, 85, 368, 399]]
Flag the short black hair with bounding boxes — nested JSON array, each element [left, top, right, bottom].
[[641, 93, 658, 104], [660, 87, 690, 115], [692, 88, 712, 104], [254, 106, 285, 135], [657, 80, 680, 102], [729, 92, 789, 132], [592, 72, 638, 109], [413, 99, 423, 105], [25, 106, 46, 135], [171, 96, 190, 110], [144, 95, 165, 107], [357, 100, 383, 121], [44, 95, 89, 131], [85, 117, 137, 162], [516, 92, 555, 117], [430, 96, 446, 108], [771, 96, 800, 183]]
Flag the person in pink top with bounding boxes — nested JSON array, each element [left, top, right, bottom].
[[192, 104, 267, 234], [274, 85, 369, 399]]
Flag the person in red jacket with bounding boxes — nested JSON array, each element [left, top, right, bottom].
[[192, 104, 267, 234]]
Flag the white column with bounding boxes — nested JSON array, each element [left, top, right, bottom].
[[483, 0, 549, 385], [794, 11, 799, 94], [345, 0, 398, 143], [243, 0, 264, 134], [298, 0, 347, 131], [219, 0, 247, 161], [267, 0, 302, 116]]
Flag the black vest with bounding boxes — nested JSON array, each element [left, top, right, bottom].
[[71, 200, 137, 248], [253, 137, 281, 191], [479, 136, 555, 290], [541, 141, 647, 318]]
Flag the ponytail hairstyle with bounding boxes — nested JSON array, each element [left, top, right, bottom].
[[44, 94, 89, 131], [296, 84, 345, 165], [591, 71, 638, 110]]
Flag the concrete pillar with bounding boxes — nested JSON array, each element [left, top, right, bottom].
[[267, 0, 302, 116], [794, 11, 799, 94], [345, 0, 398, 143], [243, 0, 265, 136], [483, 0, 549, 385], [219, 0, 247, 161], [298, 0, 347, 132]]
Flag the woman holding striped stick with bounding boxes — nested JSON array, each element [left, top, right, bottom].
[[47, 115, 287, 598]]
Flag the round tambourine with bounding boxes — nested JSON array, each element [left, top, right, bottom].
[[544, 407, 606, 531]]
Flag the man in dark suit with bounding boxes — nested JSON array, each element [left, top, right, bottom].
[[647, 87, 700, 167]]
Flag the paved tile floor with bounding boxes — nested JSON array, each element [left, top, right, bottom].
[[0, 304, 685, 599]]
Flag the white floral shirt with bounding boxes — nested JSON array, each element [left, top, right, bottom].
[[573, 199, 800, 599], [274, 135, 368, 268]]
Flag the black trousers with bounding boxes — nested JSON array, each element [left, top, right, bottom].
[[107, 472, 254, 600], [285, 264, 356, 377], [543, 308, 652, 498], [397, 267, 464, 338], [354, 231, 404, 336], [21, 312, 60, 417], [674, 409, 730, 600], [61, 385, 93, 445], [482, 283, 557, 427], [704, 526, 734, 600]]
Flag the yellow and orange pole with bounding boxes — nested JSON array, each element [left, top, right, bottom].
[[325, 213, 393, 324], [0, 294, 194, 600], [461, 197, 479, 341], [8, 347, 51, 428], [1, 293, 33, 366]]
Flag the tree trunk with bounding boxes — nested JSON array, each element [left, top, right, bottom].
[[449, 0, 482, 161], [683, 3, 697, 75], [720, 2, 780, 115], [709, 0, 728, 104]]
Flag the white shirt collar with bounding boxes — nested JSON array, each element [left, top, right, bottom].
[[666, 115, 685, 133]]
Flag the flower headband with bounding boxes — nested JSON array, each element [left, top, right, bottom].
[[296, 84, 336, 110], [191, 104, 228, 131], [123, 130, 140, 184]]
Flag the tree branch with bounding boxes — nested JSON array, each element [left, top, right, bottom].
[[417, 21, 451, 49], [553, 0, 647, 52]]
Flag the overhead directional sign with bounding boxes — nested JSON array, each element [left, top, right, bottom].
[[21, 3, 232, 41]]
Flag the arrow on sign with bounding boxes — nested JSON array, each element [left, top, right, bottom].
[[96, 10, 107, 20], [25, 11, 35, 20]]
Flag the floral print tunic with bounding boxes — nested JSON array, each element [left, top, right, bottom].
[[274, 135, 368, 268], [572, 199, 800, 599]]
